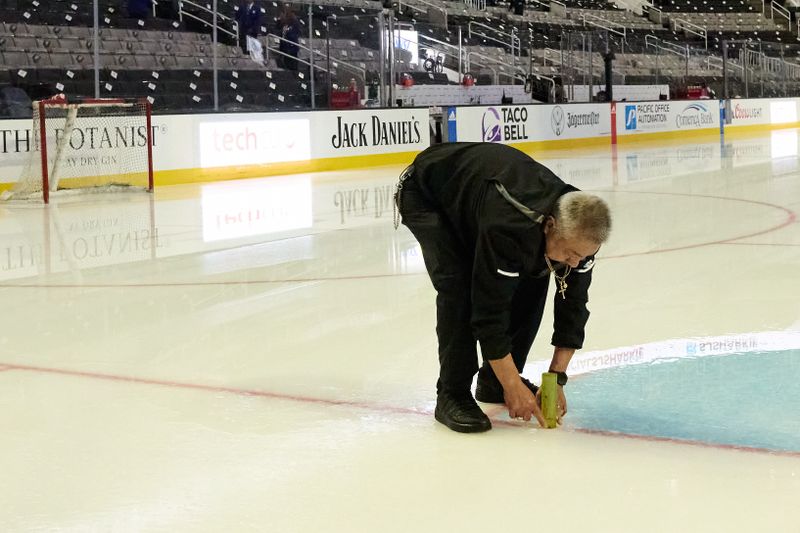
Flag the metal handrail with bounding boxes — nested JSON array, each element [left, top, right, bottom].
[[771, 1, 791, 31], [418, 33, 462, 55], [466, 50, 526, 84], [581, 13, 626, 40], [705, 54, 738, 72], [397, 0, 448, 29], [467, 59, 498, 84], [672, 17, 707, 49], [739, 48, 800, 79], [645, 34, 731, 76], [389, 32, 477, 80], [722, 57, 744, 73], [417, 32, 468, 75], [527, 71, 556, 102], [645, 35, 687, 58], [542, 47, 624, 77], [643, 3, 664, 24], [179, 1, 234, 25], [674, 17, 707, 34], [468, 21, 520, 61], [541, 47, 590, 75], [266, 33, 325, 69], [263, 35, 370, 99], [392, 35, 463, 70], [264, 41, 330, 75], [179, 0, 237, 40], [267, 33, 366, 79], [464, 0, 486, 10], [468, 49, 526, 74], [611, 0, 634, 13]]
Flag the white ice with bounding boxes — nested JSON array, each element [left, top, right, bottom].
[[1, 131, 799, 532]]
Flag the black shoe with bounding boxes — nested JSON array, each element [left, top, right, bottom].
[[475, 373, 539, 404], [435, 391, 492, 433]]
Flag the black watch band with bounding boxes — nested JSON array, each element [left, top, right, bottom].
[[549, 370, 568, 387]]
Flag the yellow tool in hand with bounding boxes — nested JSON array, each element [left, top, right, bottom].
[[541, 372, 558, 429]]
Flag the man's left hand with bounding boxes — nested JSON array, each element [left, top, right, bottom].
[[535, 385, 568, 425], [556, 385, 567, 425]]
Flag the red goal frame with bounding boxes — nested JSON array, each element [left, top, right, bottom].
[[35, 97, 154, 204]]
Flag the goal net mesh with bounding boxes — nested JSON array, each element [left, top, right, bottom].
[[3, 99, 152, 202]]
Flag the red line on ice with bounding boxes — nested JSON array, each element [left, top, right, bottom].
[[3, 360, 800, 459]]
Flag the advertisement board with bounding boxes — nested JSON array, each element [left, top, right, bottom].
[[0, 114, 184, 184], [0, 115, 176, 184], [769, 99, 798, 125], [198, 116, 311, 168], [310, 108, 429, 158], [617, 100, 720, 136], [454, 103, 610, 144], [0, 108, 430, 187], [727, 99, 770, 126]]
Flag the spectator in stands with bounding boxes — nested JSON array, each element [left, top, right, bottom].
[[509, 0, 524, 15], [347, 78, 360, 108], [553, 77, 566, 103], [0, 86, 32, 118], [279, 5, 302, 71], [394, 143, 612, 433], [128, 0, 152, 19], [236, 0, 262, 55], [699, 81, 716, 100]]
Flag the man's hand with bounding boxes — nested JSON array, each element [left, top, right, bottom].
[[489, 354, 546, 427], [556, 385, 567, 424], [504, 380, 546, 427], [534, 384, 568, 425], [549, 346, 574, 425]]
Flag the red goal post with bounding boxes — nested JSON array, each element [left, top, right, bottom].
[[4, 97, 154, 204]]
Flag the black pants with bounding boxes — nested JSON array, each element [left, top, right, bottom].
[[398, 170, 549, 396], [278, 52, 298, 71]]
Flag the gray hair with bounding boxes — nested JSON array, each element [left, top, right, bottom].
[[553, 192, 612, 244]]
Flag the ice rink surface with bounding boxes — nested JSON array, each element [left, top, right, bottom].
[[1, 132, 799, 532]]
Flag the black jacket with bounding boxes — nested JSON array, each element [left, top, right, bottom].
[[237, 2, 262, 37], [412, 142, 595, 359]]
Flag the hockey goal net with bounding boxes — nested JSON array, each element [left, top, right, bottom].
[[2, 97, 154, 203]]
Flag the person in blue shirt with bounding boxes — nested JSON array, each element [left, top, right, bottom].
[[278, 6, 301, 70], [236, 0, 262, 54]]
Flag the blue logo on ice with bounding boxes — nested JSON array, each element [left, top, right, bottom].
[[625, 105, 637, 130], [686, 342, 697, 356]]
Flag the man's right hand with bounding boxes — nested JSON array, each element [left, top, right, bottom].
[[489, 354, 546, 427], [503, 380, 546, 427]]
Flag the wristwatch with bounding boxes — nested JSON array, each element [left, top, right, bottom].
[[549, 370, 568, 387]]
